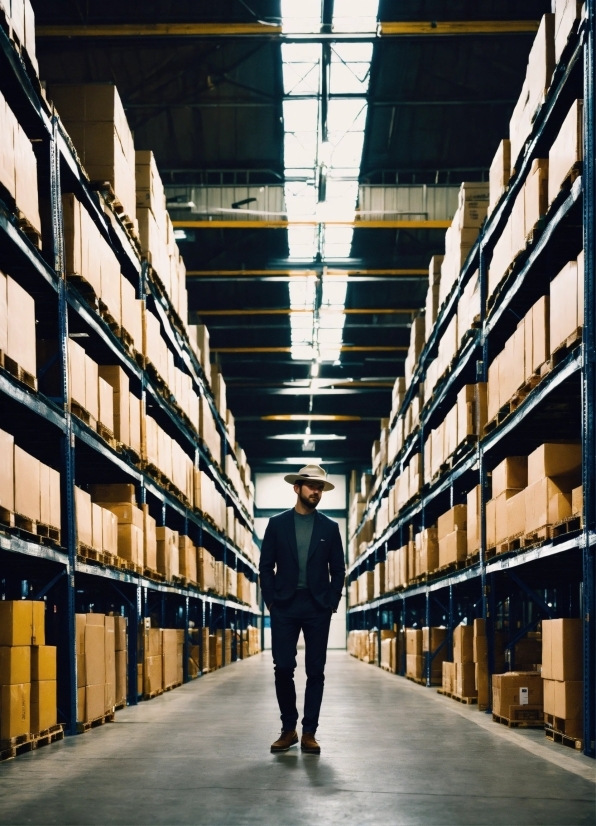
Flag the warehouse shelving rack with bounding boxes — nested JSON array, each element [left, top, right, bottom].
[[347, 8, 595, 758], [0, 24, 261, 736]]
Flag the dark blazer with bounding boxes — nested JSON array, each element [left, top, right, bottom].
[[259, 509, 346, 611]]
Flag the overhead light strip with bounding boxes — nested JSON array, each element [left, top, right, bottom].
[[280, 1, 379, 363]]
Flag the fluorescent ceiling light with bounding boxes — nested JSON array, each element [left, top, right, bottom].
[[284, 457, 323, 464]]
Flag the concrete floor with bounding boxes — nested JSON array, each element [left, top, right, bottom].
[[0, 651, 594, 825]]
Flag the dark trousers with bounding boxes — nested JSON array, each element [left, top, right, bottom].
[[270, 589, 332, 733]]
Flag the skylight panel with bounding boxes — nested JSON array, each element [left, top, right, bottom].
[[281, 44, 322, 96], [280, 0, 321, 33], [332, 0, 380, 33], [329, 44, 374, 95]]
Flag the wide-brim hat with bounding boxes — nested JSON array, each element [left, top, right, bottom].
[[284, 464, 335, 492]]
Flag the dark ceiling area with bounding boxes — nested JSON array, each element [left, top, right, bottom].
[[33, 0, 551, 475]]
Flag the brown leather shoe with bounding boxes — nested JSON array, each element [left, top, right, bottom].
[[301, 732, 321, 754], [270, 729, 298, 752]]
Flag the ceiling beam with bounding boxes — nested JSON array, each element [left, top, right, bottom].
[[174, 220, 451, 229], [37, 20, 539, 39], [261, 415, 362, 422]]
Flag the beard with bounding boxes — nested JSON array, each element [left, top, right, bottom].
[[299, 489, 320, 510]]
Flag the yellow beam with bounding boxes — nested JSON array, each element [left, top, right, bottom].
[[379, 20, 539, 35], [186, 269, 428, 277], [196, 308, 416, 316], [211, 346, 408, 353], [174, 219, 451, 229], [37, 21, 538, 38], [262, 414, 362, 422], [36, 23, 282, 37]]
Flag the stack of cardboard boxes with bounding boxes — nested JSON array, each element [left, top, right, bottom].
[[437, 505, 467, 569], [0, 429, 61, 536], [423, 627, 446, 686], [1, 272, 37, 383], [76, 613, 124, 724], [453, 624, 476, 700], [406, 628, 423, 680], [0, 89, 41, 238], [0, 601, 55, 741], [74, 486, 119, 557], [542, 618, 583, 740]]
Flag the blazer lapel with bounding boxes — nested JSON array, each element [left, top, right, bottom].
[[307, 511, 325, 560], [283, 508, 299, 564]]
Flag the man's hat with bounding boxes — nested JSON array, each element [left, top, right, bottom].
[[283, 464, 335, 492]]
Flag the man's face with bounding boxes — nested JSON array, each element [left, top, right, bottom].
[[295, 481, 324, 509]]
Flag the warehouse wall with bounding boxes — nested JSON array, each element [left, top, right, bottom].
[[255, 472, 348, 649]]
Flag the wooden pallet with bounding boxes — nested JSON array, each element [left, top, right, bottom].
[[435, 559, 466, 576], [521, 525, 552, 548], [144, 567, 165, 583], [114, 702, 127, 712], [77, 544, 116, 567], [492, 705, 543, 728], [2, 352, 37, 391], [163, 681, 183, 692], [36, 522, 61, 545], [96, 421, 118, 449], [14, 512, 38, 536], [545, 726, 583, 751], [91, 182, 141, 249], [495, 533, 523, 556], [552, 515, 582, 539], [97, 299, 121, 338], [70, 401, 97, 431], [0, 725, 64, 762], [76, 711, 115, 734], [66, 273, 100, 310], [143, 689, 164, 701], [0, 505, 15, 529]]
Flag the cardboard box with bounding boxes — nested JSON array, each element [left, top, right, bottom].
[[548, 99, 583, 206], [489, 139, 511, 214], [143, 654, 163, 694], [525, 477, 571, 533], [438, 530, 467, 567], [406, 654, 424, 680], [0, 647, 31, 685], [531, 295, 550, 373], [526, 14, 555, 118], [84, 615, 105, 686], [142, 505, 157, 570], [406, 629, 422, 656], [32, 602, 44, 646], [542, 618, 582, 681], [442, 661, 455, 694], [466, 485, 481, 556], [0, 683, 30, 739], [113, 616, 127, 652], [543, 677, 555, 715], [554, 679, 582, 720], [473, 636, 488, 663], [117, 523, 143, 565], [14, 446, 40, 522], [506, 490, 526, 539], [475, 663, 489, 707], [90, 483, 136, 504], [437, 504, 466, 539], [31, 646, 56, 682], [162, 629, 178, 689], [455, 662, 476, 697], [91, 503, 103, 551], [572, 485, 583, 516], [30, 680, 57, 733], [97, 366, 130, 445], [524, 158, 549, 235], [98, 377, 114, 433], [75, 486, 92, 547], [492, 672, 543, 717], [555, 0, 582, 62], [145, 627, 162, 658], [0, 428, 14, 512], [102, 508, 118, 556], [179, 536, 197, 583], [529, 442, 582, 485], [157, 526, 179, 581], [550, 261, 579, 352], [104, 615, 116, 711], [82, 682, 106, 723], [453, 625, 473, 664], [492, 456, 527, 497], [6, 276, 36, 377], [0, 601, 33, 646], [115, 649, 127, 706]]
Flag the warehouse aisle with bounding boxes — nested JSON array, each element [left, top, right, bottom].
[[0, 652, 593, 826]]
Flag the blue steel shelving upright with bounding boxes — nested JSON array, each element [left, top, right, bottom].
[[347, 10, 595, 758], [0, 24, 262, 736]]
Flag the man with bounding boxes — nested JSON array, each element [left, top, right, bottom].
[[259, 464, 346, 755]]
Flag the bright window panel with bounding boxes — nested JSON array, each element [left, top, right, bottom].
[[329, 44, 374, 94], [291, 345, 316, 360], [333, 0, 379, 32], [327, 130, 366, 169], [290, 312, 314, 329], [322, 278, 348, 306], [283, 133, 318, 172], [319, 327, 344, 345], [281, 0, 322, 33], [284, 182, 317, 218], [282, 98, 319, 132], [281, 44, 321, 95], [289, 277, 316, 307], [326, 98, 368, 134]]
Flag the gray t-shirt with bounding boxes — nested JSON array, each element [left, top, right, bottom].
[[294, 510, 315, 589]]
